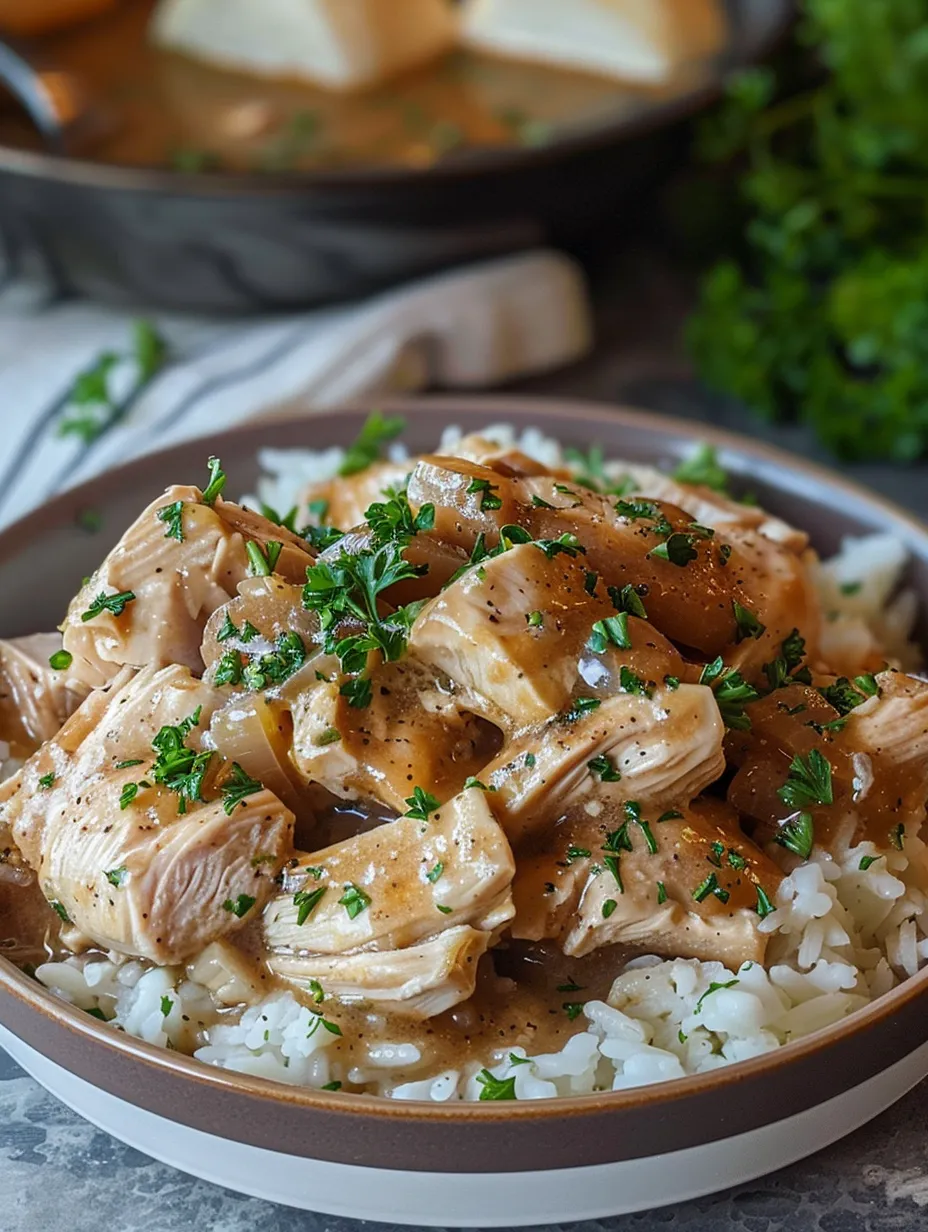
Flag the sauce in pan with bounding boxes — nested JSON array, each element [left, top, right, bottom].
[[0, 0, 726, 172]]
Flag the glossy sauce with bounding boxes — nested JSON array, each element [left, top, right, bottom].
[[0, 0, 725, 171]]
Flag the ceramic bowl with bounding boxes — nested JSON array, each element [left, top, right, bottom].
[[1, 397, 926, 1226]]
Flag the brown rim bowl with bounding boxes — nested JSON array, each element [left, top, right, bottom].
[[0, 394, 925, 1176]]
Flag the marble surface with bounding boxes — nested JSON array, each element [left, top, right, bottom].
[[3, 244, 928, 1231]]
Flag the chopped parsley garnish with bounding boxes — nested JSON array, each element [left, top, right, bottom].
[[476, 1069, 517, 1101], [157, 500, 185, 542], [526, 610, 544, 628], [588, 754, 622, 782], [58, 321, 167, 443], [692, 872, 730, 904], [777, 750, 833, 811], [38, 772, 56, 790], [202, 456, 226, 505], [615, 497, 663, 522], [602, 898, 618, 918], [259, 503, 299, 533], [657, 810, 683, 823], [50, 900, 71, 924], [648, 533, 699, 567], [339, 883, 371, 919], [463, 777, 496, 792], [775, 812, 815, 860], [699, 657, 760, 730], [657, 882, 667, 904], [524, 753, 536, 769], [467, 477, 503, 511], [222, 894, 256, 919], [366, 489, 434, 546], [672, 443, 728, 492], [664, 675, 681, 690], [48, 650, 73, 671], [426, 862, 444, 884], [303, 540, 425, 703], [241, 630, 307, 691], [509, 1053, 533, 1066], [221, 764, 263, 815], [584, 570, 599, 595], [588, 614, 631, 653], [308, 979, 325, 1004], [81, 590, 136, 622], [619, 666, 653, 697], [160, 996, 174, 1017], [531, 494, 555, 509], [755, 885, 775, 918], [436, 903, 453, 915], [404, 786, 440, 820], [566, 845, 592, 864], [562, 1002, 585, 1021], [726, 849, 748, 871], [115, 759, 143, 770], [609, 583, 648, 619], [245, 540, 283, 577], [694, 979, 739, 1014], [533, 533, 585, 560], [316, 727, 341, 748], [890, 823, 906, 850], [119, 782, 140, 810], [819, 675, 880, 714], [859, 854, 882, 871], [150, 707, 211, 815], [216, 613, 238, 643], [732, 600, 766, 642], [322, 1081, 343, 1091], [214, 650, 245, 687], [763, 629, 807, 690], [339, 411, 405, 477], [560, 696, 602, 722], [294, 886, 327, 925]]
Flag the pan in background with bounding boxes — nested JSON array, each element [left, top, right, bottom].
[[0, 0, 791, 312]]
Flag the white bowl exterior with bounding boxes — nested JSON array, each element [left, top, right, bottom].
[[3, 1023, 926, 1226]]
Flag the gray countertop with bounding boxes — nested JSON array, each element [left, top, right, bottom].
[[3, 246, 928, 1231]]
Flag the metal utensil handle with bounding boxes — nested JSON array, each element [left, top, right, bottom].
[[0, 36, 89, 153]]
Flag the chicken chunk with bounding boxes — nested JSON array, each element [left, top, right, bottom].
[[3, 665, 294, 963], [61, 485, 313, 686], [610, 464, 809, 553], [481, 683, 726, 844], [727, 670, 928, 853], [270, 925, 489, 1016], [290, 662, 500, 813], [264, 786, 514, 956], [409, 543, 627, 730], [319, 526, 468, 605], [301, 459, 412, 532], [0, 634, 90, 756], [512, 799, 782, 969]]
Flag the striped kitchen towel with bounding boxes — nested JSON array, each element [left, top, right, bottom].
[[0, 249, 592, 527]]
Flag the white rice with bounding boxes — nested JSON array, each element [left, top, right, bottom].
[[34, 425, 927, 1101]]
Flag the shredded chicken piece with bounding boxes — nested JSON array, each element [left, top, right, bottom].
[[270, 925, 490, 1017], [0, 634, 90, 755], [3, 665, 294, 963], [61, 486, 313, 687]]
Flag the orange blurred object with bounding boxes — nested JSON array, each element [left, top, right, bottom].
[[0, 0, 117, 37]]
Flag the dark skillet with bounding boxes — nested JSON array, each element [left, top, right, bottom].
[[0, 0, 791, 312]]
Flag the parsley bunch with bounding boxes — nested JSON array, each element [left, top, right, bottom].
[[688, 1, 928, 460]]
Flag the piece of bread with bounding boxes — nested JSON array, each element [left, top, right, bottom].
[[150, 0, 459, 92], [0, 0, 117, 36], [460, 0, 725, 84]]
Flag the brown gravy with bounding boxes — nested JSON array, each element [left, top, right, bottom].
[[0, 0, 725, 171]]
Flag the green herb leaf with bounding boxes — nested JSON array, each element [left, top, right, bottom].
[[672, 444, 729, 492], [755, 885, 775, 918], [157, 501, 185, 542], [294, 886, 327, 925], [222, 894, 256, 918], [775, 811, 815, 860], [49, 650, 73, 671], [732, 600, 766, 642], [339, 883, 371, 919], [649, 533, 699, 567], [426, 862, 444, 884], [476, 1069, 517, 1100], [588, 614, 631, 653], [82, 590, 136, 622], [339, 412, 405, 477], [587, 754, 622, 782], [221, 763, 263, 815], [694, 979, 739, 1014], [777, 750, 834, 811], [404, 786, 440, 821], [202, 456, 226, 505]]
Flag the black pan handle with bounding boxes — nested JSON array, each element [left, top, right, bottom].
[[0, 36, 93, 153]]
